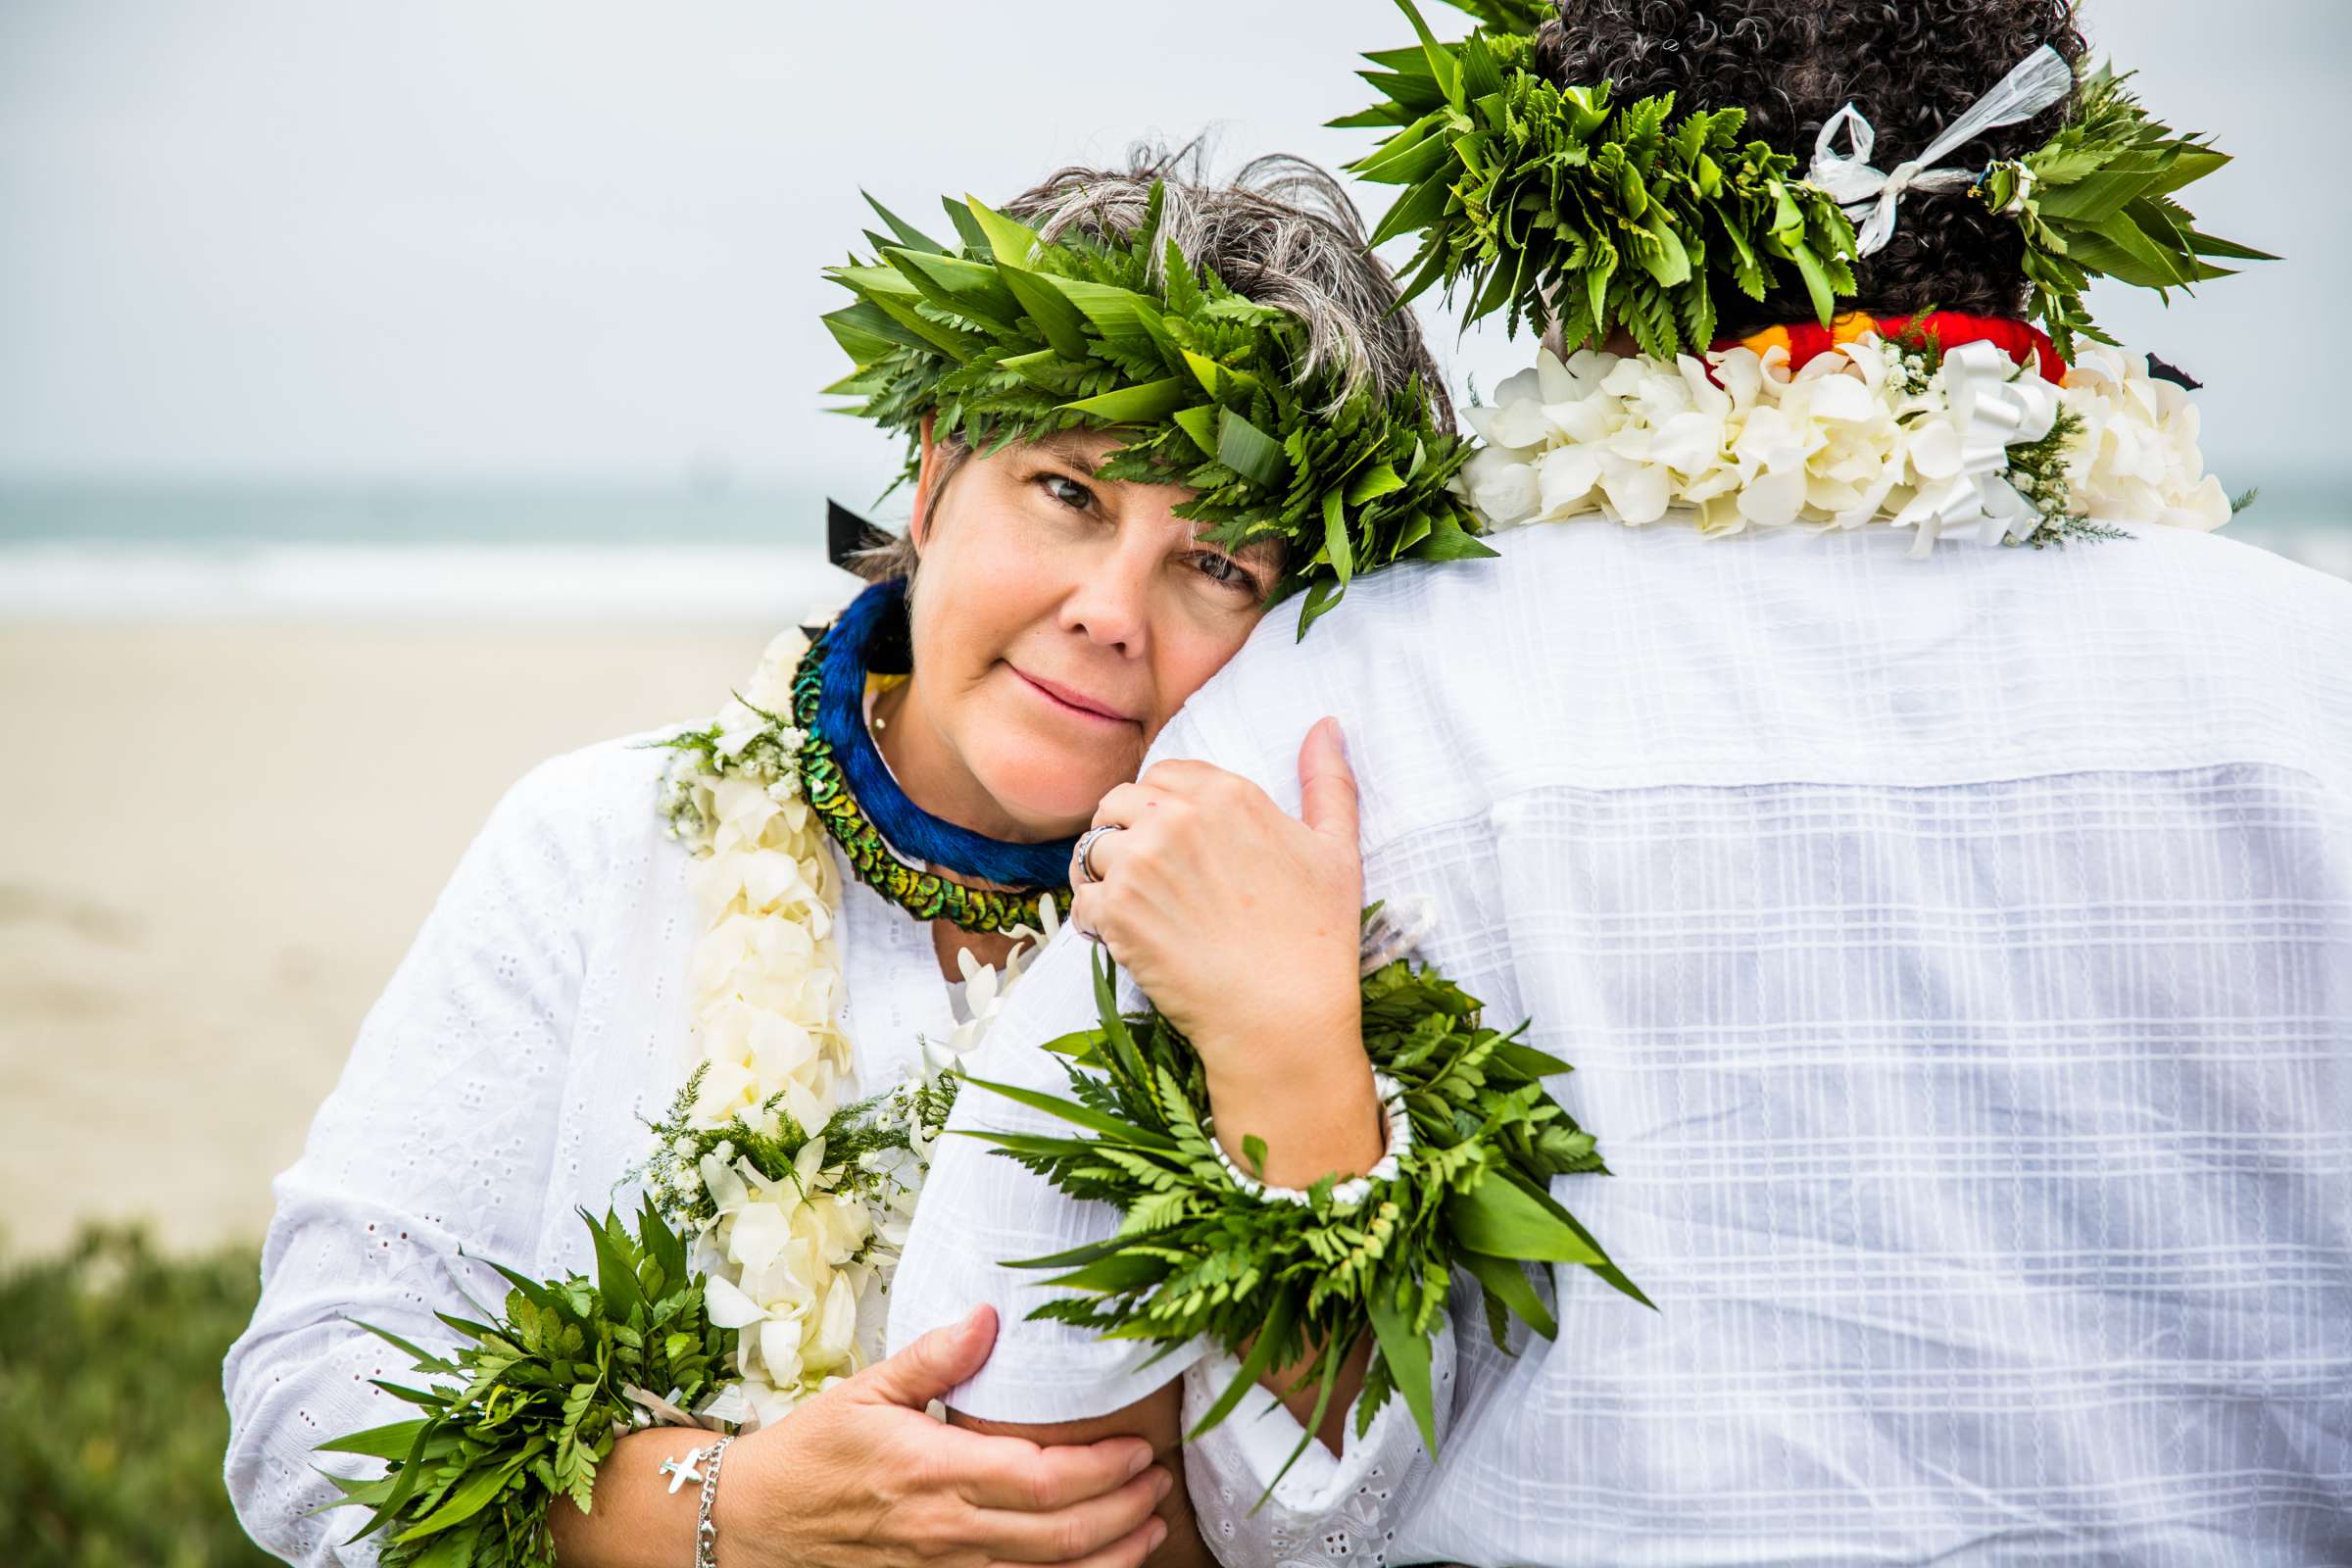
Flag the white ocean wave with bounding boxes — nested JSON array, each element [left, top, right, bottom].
[[2, 522, 2344, 624], [0, 541, 851, 622]]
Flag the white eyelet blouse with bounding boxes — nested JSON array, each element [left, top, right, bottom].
[[219, 730, 1422, 1564]]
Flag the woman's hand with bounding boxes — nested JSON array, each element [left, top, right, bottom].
[[1070, 718, 1384, 1189], [731, 1305, 1171, 1566], [555, 1305, 1171, 1568]]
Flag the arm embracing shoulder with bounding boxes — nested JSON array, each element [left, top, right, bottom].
[[221, 749, 615, 1565]]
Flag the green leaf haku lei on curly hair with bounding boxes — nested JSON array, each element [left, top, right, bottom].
[[1342, 0, 2268, 360], [1338, 0, 1860, 358], [821, 183, 1492, 636], [959, 922, 1649, 1494]]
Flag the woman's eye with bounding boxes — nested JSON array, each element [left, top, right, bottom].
[[1192, 551, 1256, 593], [1039, 473, 1094, 511]]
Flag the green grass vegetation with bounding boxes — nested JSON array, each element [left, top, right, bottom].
[[0, 1227, 278, 1567]]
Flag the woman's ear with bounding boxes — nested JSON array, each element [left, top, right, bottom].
[[907, 414, 941, 556]]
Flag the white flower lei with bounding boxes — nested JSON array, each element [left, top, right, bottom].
[[1458, 334, 2231, 553], [645, 626, 1055, 1430]]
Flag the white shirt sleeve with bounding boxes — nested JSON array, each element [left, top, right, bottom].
[[221, 751, 608, 1566], [1180, 1320, 1454, 1568], [886, 927, 1190, 1416], [886, 850, 1458, 1562]]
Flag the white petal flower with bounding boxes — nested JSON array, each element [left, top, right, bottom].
[[1805, 372, 1878, 424], [2062, 347, 2230, 532], [729, 1200, 793, 1276], [1738, 467, 1809, 528], [1461, 446, 1541, 528], [739, 630, 809, 712], [1536, 446, 1603, 517], [1598, 457, 1675, 525], [712, 698, 768, 760], [1532, 345, 1580, 403], [807, 1273, 859, 1373], [1649, 410, 1730, 476], [704, 1273, 771, 1330], [758, 1314, 807, 1390]]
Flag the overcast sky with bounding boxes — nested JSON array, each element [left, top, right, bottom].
[[2, 0, 2343, 508]]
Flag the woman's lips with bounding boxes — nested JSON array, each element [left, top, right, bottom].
[[1010, 665, 1136, 725]]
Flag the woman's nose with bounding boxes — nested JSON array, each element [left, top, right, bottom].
[[1058, 542, 1155, 653]]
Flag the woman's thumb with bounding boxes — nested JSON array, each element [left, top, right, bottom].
[[855, 1303, 997, 1409]]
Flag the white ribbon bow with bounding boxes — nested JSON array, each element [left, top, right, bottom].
[[1808, 45, 2076, 257], [1890, 339, 2064, 557]]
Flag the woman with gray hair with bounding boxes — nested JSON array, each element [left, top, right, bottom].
[[224, 145, 1483, 1568]]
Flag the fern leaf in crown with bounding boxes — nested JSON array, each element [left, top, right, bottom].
[[1340, 0, 1859, 357], [821, 184, 1491, 636]]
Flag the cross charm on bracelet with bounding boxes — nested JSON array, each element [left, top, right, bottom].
[[659, 1445, 710, 1494]]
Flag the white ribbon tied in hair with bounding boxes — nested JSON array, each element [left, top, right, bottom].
[[1808, 45, 2076, 257], [1889, 339, 2064, 556]]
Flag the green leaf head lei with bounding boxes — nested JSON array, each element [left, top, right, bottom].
[[821, 183, 1493, 636], [1978, 64, 2275, 355], [1341, 0, 2269, 360]]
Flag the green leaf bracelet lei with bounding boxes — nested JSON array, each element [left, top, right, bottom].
[[961, 916, 1649, 1492], [315, 1201, 733, 1568]]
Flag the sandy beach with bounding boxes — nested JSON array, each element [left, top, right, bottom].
[[0, 621, 767, 1255]]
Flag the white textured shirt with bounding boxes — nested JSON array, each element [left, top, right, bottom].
[[887, 518, 2352, 1567], [219, 727, 1380, 1563]]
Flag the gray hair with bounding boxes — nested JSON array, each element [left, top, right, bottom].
[[856, 142, 1448, 584]]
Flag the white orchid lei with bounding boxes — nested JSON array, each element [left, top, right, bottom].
[[1458, 333, 2233, 555], [640, 626, 1056, 1430]]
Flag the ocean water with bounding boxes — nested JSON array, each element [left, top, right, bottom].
[[2, 480, 2345, 621], [0, 484, 851, 622]]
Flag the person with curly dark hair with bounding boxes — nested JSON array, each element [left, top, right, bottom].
[[1531, 0, 2087, 325], [890, 4, 2352, 1564]]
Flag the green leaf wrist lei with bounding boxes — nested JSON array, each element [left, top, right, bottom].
[[318, 1200, 733, 1568], [959, 927, 1650, 1494]]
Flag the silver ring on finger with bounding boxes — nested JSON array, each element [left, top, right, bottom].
[[1073, 822, 1123, 885]]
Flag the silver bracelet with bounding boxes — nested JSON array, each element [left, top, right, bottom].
[[1210, 1070, 1410, 1211], [693, 1435, 733, 1568]]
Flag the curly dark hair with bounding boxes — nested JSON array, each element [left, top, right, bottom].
[[1532, 0, 2085, 325]]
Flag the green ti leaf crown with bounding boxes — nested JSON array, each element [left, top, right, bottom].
[[1341, 0, 2269, 360], [1978, 65, 2273, 355], [822, 184, 1493, 636]]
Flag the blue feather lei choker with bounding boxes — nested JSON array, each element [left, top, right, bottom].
[[797, 579, 1077, 924]]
